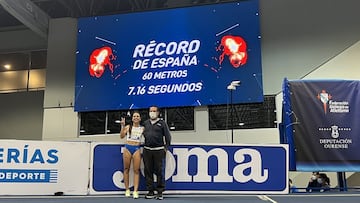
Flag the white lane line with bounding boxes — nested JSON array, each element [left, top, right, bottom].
[[257, 195, 278, 203]]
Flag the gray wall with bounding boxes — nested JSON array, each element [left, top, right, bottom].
[[0, 27, 47, 52], [0, 91, 44, 140], [260, 0, 360, 94], [43, 18, 77, 109]]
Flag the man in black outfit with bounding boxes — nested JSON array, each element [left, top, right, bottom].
[[143, 106, 171, 200]]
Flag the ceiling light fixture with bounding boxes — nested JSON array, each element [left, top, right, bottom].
[[227, 80, 241, 90]]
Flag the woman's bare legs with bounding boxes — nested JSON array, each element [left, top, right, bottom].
[[132, 149, 141, 193], [123, 149, 132, 192]]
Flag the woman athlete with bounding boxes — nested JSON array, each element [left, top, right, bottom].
[[120, 111, 144, 199]]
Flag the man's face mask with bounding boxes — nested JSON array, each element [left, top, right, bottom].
[[149, 112, 158, 119]]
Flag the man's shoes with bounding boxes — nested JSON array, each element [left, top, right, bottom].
[[133, 191, 139, 199], [145, 191, 155, 199], [156, 192, 163, 200], [125, 189, 131, 197]]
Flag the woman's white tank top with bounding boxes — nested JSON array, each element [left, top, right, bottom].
[[126, 126, 143, 142]]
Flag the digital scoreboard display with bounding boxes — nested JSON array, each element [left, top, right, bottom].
[[75, 0, 263, 112]]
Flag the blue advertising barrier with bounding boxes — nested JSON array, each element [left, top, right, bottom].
[[90, 143, 288, 194]]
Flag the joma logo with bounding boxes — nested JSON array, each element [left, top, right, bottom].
[[171, 147, 268, 183]]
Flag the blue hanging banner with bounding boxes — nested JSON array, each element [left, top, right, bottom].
[[283, 79, 360, 171], [280, 78, 296, 170]]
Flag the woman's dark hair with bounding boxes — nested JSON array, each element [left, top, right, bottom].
[[319, 173, 330, 185], [150, 105, 160, 112]]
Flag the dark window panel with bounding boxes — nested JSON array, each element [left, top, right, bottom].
[[0, 52, 29, 72], [79, 106, 192, 136], [107, 110, 122, 134], [209, 95, 277, 130], [30, 50, 47, 69], [166, 106, 194, 131], [80, 111, 106, 135]]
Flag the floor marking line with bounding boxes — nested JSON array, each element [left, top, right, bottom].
[[257, 195, 278, 203]]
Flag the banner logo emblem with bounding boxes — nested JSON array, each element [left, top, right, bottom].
[[317, 90, 332, 113], [331, 125, 340, 138]]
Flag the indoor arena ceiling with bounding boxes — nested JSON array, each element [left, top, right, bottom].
[[0, 0, 233, 34]]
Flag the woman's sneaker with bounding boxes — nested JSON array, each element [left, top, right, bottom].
[[125, 189, 131, 197], [133, 191, 139, 199]]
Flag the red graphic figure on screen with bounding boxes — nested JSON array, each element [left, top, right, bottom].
[[218, 35, 248, 68], [89, 46, 115, 78]]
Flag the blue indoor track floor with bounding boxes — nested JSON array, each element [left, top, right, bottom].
[[1, 193, 360, 203]]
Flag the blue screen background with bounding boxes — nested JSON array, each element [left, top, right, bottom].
[[75, 0, 263, 111]]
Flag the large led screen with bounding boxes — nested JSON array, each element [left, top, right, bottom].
[[75, 0, 263, 112]]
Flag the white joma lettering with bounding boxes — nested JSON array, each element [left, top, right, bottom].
[[171, 147, 268, 183]]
